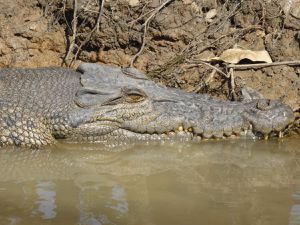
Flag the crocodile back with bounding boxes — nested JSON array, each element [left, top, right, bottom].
[[0, 67, 81, 115], [0, 68, 82, 146]]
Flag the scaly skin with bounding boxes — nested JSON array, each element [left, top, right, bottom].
[[0, 63, 295, 148], [0, 68, 80, 147]]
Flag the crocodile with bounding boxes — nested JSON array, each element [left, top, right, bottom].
[[0, 63, 295, 148]]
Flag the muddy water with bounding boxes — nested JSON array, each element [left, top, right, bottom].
[[0, 139, 300, 225]]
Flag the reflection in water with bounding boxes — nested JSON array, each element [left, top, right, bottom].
[[290, 190, 300, 225], [33, 181, 57, 220], [107, 186, 128, 215], [0, 138, 299, 225]]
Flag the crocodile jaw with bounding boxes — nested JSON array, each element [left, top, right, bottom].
[[67, 98, 294, 143]]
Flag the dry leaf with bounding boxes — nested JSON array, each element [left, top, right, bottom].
[[209, 48, 272, 64]]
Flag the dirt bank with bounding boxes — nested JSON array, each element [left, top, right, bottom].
[[0, 0, 299, 131]]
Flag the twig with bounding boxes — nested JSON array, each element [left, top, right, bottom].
[[147, 25, 261, 79], [187, 60, 229, 78], [96, 0, 105, 32], [77, 0, 92, 19], [70, 0, 78, 44], [69, 0, 105, 67], [227, 61, 300, 69], [229, 68, 236, 100], [258, 0, 266, 27], [129, 4, 155, 26], [129, 9, 155, 25], [182, 25, 261, 57], [193, 69, 216, 93], [62, 0, 72, 32], [130, 0, 175, 67], [63, 0, 78, 67], [212, 1, 242, 34], [81, 7, 98, 13]]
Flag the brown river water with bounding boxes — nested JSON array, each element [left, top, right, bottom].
[[0, 138, 300, 225]]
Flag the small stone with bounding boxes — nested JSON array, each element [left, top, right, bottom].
[[127, 0, 139, 6], [191, 2, 200, 13], [205, 9, 217, 23], [29, 23, 37, 31], [182, 0, 192, 4]]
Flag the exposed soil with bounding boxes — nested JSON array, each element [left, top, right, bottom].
[[0, 0, 299, 132]]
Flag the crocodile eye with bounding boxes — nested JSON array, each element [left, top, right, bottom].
[[122, 87, 147, 103], [125, 93, 145, 103]]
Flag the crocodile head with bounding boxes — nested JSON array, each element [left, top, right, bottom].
[[67, 63, 295, 144]]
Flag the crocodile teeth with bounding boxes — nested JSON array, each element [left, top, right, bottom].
[[249, 124, 253, 130], [178, 126, 184, 132], [264, 135, 269, 140], [187, 127, 193, 132], [169, 131, 176, 136]]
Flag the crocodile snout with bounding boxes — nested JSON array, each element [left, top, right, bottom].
[[242, 99, 295, 136]]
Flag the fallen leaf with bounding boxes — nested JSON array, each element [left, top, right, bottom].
[[209, 48, 273, 64]]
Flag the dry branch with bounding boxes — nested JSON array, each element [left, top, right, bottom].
[[227, 61, 300, 69], [192, 70, 217, 93], [96, 0, 105, 32], [63, 0, 78, 66], [187, 60, 229, 78], [63, 0, 105, 67]]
